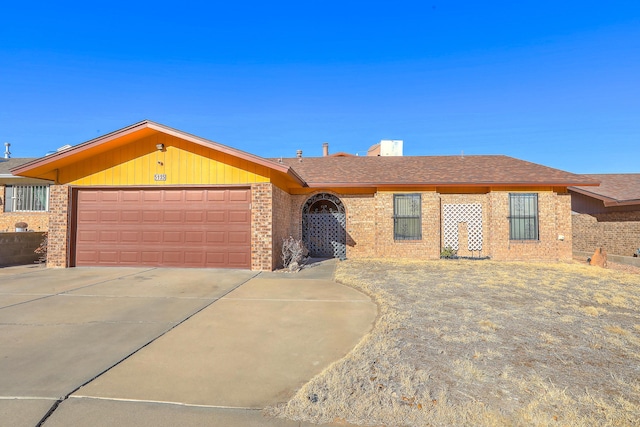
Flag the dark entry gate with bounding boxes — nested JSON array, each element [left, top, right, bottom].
[[302, 193, 346, 259]]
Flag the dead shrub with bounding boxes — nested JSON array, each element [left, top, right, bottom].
[[281, 236, 308, 272]]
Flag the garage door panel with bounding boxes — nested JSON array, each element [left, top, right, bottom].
[[142, 231, 162, 243], [205, 252, 226, 266], [163, 231, 183, 243], [163, 211, 183, 222], [206, 211, 226, 223], [79, 211, 99, 222], [185, 211, 205, 222], [138, 252, 159, 263], [228, 231, 250, 244], [143, 191, 162, 202], [100, 192, 119, 203], [100, 211, 120, 222], [121, 211, 142, 223], [162, 251, 183, 264], [207, 190, 226, 202], [229, 211, 250, 223], [121, 231, 140, 242], [184, 252, 205, 265], [142, 211, 162, 222], [76, 250, 98, 263], [229, 189, 251, 202], [98, 251, 118, 263], [77, 230, 98, 242], [99, 231, 119, 242], [228, 252, 250, 267], [185, 190, 205, 201], [206, 231, 226, 243], [163, 191, 183, 202], [121, 191, 142, 202], [119, 252, 140, 263], [78, 190, 100, 202], [75, 188, 251, 268], [185, 232, 205, 243]]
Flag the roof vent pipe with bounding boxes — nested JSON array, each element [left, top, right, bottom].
[[296, 149, 302, 158], [322, 142, 329, 157], [4, 142, 10, 159]]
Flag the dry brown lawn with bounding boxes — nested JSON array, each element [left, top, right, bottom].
[[267, 259, 640, 426]]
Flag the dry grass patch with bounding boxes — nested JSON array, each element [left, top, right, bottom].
[[267, 259, 640, 426]]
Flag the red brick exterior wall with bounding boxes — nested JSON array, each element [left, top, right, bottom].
[[0, 185, 50, 232], [290, 190, 572, 263], [47, 185, 72, 268], [373, 192, 441, 259], [572, 211, 640, 257], [488, 191, 572, 261]]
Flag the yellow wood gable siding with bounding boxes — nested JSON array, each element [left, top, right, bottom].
[[60, 133, 272, 186]]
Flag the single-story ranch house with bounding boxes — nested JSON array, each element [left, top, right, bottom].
[[11, 120, 598, 270]]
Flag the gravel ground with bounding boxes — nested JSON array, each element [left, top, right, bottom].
[[269, 259, 640, 427]]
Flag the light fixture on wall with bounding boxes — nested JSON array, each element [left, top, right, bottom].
[[156, 143, 164, 151]]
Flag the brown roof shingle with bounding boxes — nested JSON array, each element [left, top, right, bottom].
[[279, 155, 597, 188], [570, 174, 640, 206]]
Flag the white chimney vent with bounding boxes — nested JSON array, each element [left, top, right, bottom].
[[4, 142, 10, 159]]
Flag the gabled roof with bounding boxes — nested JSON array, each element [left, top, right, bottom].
[[11, 120, 305, 186], [280, 155, 599, 188], [10, 120, 599, 190], [570, 174, 640, 207]]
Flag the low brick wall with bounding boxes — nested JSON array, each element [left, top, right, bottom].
[[0, 232, 46, 266]]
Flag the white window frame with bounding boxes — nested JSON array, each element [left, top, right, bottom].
[[4, 185, 50, 212]]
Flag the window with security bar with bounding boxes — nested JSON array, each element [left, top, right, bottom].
[[509, 193, 539, 240], [4, 185, 50, 212], [394, 194, 422, 240]]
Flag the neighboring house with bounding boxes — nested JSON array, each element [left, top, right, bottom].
[[11, 120, 597, 270], [570, 174, 640, 257], [0, 158, 52, 232]]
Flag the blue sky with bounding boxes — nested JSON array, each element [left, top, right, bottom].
[[1, 1, 639, 173]]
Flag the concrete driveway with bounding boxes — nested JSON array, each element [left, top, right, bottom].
[[0, 261, 376, 426]]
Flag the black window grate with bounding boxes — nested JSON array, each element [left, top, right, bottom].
[[508, 193, 539, 240], [394, 194, 422, 240]]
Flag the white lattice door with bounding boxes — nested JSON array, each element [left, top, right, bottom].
[[442, 204, 483, 253]]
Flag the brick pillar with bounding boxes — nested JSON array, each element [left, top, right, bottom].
[[47, 185, 71, 268], [251, 183, 273, 271]]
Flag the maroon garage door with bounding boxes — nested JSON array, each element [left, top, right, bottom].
[[73, 188, 251, 268]]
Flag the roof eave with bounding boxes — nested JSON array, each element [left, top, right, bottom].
[[306, 181, 595, 188], [11, 120, 296, 179], [569, 184, 640, 207], [603, 199, 640, 207]]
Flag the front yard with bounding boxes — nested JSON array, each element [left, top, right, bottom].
[[268, 259, 640, 426]]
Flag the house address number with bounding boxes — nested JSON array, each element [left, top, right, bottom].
[[154, 174, 167, 181]]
